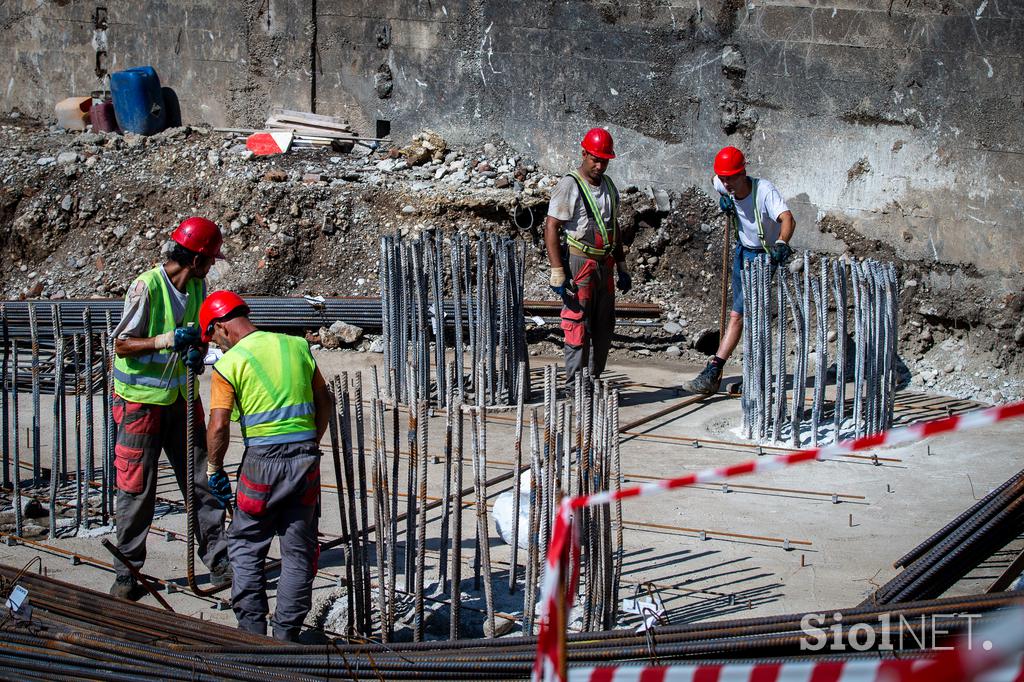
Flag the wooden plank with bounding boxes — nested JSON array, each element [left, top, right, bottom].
[[267, 115, 353, 134], [269, 107, 352, 128]]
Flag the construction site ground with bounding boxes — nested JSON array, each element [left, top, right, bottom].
[[2, 350, 1021, 639]]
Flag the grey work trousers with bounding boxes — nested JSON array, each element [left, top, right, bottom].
[[113, 395, 228, 579], [229, 443, 321, 642], [561, 253, 616, 385]]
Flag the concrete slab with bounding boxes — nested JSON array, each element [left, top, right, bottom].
[[1, 350, 1021, 638]]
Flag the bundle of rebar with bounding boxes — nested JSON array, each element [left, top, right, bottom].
[[2, 563, 1020, 680], [380, 231, 529, 406], [864, 467, 1024, 606], [317, 360, 621, 643], [522, 365, 623, 635], [0, 297, 660, 341], [740, 254, 899, 446], [0, 304, 114, 536]]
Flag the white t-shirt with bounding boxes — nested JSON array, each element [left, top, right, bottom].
[[547, 174, 618, 244], [113, 266, 205, 339], [712, 176, 789, 249]]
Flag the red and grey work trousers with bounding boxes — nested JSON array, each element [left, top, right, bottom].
[[229, 442, 321, 641], [112, 395, 228, 579], [561, 252, 616, 385]]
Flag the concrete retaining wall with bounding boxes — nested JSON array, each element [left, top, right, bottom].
[[2, 0, 1021, 286]]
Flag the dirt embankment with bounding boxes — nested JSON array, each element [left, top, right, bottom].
[[0, 115, 1020, 402]]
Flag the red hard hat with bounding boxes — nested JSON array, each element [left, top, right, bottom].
[[171, 217, 226, 260], [714, 146, 746, 177], [581, 127, 616, 160], [199, 290, 248, 342]]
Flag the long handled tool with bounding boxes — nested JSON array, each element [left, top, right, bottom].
[[183, 365, 228, 596], [719, 209, 731, 345]]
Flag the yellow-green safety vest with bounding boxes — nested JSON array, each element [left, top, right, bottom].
[[213, 330, 317, 447], [566, 171, 618, 258], [113, 266, 202, 405]]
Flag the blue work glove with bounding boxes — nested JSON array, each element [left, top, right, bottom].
[[550, 266, 567, 298], [616, 264, 632, 293], [771, 240, 793, 264], [719, 194, 735, 215], [185, 346, 206, 375], [208, 469, 232, 508], [172, 326, 201, 352]]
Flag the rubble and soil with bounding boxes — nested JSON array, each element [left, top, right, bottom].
[[0, 114, 1020, 403]]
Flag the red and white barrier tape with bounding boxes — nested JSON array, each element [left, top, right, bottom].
[[533, 401, 1024, 681], [567, 655, 1024, 682], [568, 603, 1024, 681]]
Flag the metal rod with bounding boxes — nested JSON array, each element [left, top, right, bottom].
[[413, 398, 428, 642], [29, 303, 41, 484], [12, 339, 22, 536], [449, 396, 464, 641]]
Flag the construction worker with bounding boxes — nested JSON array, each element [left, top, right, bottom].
[[200, 290, 332, 641], [110, 216, 230, 599], [682, 146, 796, 394], [545, 127, 631, 387]]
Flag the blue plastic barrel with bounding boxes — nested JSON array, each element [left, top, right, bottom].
[[110, 66, 167, 135]]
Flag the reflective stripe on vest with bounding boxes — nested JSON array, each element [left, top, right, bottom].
[[239, 402, 315, 428], [565, 171, 618, 258], [730, 179, 770, 254], [213, 330, 317, 448], [113, 266, 202, 405], [112, 367, 188, 390]]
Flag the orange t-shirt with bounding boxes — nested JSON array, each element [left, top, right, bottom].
[[209, 367, 327, 413]]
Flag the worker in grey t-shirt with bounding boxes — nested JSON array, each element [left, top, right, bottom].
[[544, 127, 631, 388]]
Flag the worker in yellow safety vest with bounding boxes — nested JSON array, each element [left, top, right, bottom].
[[200, 290, 333, 641], [545, 127, 632, 389], [109, 217, 230, 601]]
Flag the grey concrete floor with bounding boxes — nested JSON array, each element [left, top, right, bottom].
[[1, 350, 1021, 637]]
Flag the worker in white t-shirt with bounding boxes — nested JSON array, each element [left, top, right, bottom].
[[682, 146, 796, 395]]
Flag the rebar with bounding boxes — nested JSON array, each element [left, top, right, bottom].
[[353, 373, 372, 634], [449, 396, 464, 641], [772, 272, 786, 443], [413, 398, 429, 641], [82, 308, 95, 528], [740, 254, 898, 445], [523, 408, 540, 634], [326, 375, 354, 637], [438, 363, 455, 589], [0, 306, 8, 490], [12, 339, 22, 536], [29, 303, 41, 484], [72, 335, 82, 533], [48, 306, 61, 539], [380, 232, 528, 407], [476, 405, 495, 636], [509, 361, 525, 594]]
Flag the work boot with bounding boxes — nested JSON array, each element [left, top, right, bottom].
[[209, 558, 233, 588], [681, 362, 722, 396], [110, 575, 146, 601]]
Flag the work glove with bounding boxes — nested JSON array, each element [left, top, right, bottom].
[[208, 468, 232, 508], [616, 264, 632, 293], [550, 266, 567, 298], [185, 346, 206, 376], [155, 326, 201, 352], [719, 194, 735, 215], [771, 240, 793, 265]]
